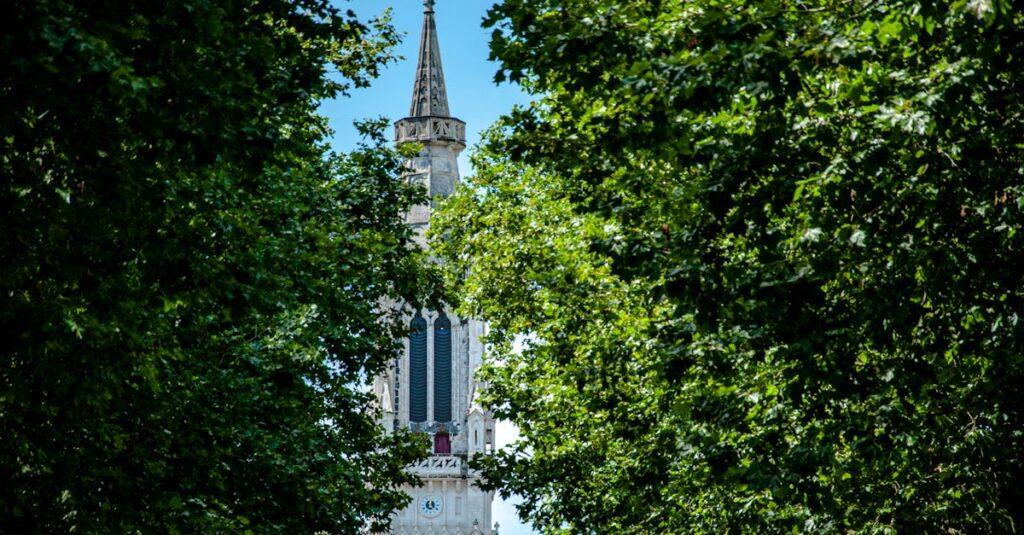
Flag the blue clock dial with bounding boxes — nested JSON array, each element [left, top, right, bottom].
[[419, 495, 443, 518]]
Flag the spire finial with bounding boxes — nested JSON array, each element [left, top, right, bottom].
[[424, 0, 435, 13]]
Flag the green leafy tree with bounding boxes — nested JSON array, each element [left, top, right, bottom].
[[1, 1, 429, 531], [433, 0, 1024, 532]]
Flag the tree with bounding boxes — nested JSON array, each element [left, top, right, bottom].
[[433, 0, 1024, 532], [1, 1, 428, 531]]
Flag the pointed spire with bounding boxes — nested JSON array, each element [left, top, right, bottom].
[[410, 0, 450, 117], [395, 1, 464, 145]]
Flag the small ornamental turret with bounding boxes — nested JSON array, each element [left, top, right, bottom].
[[467, 384, 486, 457], [379, 383, 395, 432]]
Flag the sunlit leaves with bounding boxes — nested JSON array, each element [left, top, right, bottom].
[[436, 0, 1024, 532]]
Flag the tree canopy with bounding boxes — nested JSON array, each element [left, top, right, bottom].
[[1, 0, 429, 531], [434, 0, 1024, 532]]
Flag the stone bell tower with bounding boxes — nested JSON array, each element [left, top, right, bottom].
[[374, 1, 497, 533]]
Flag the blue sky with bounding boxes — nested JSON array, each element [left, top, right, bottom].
[[324, 2, 536, 534]]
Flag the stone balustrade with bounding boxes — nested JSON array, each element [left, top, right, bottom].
[[409, 454, 479, 479]]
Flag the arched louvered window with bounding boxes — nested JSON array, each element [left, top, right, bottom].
[[433, 313, 452, 422], [409, 314, 428, 423]]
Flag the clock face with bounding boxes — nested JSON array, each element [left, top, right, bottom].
[[419, 495, 443, 518]]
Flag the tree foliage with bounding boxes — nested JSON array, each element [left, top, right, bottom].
[[433, 0, 1024, 532], [1, 1, 428, 531]]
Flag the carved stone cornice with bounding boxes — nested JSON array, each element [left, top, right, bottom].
[[395, 115, 466, 146]]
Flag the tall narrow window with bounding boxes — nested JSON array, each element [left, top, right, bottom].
[[409, 314, 427, 423], [433, 313, 452, 422]]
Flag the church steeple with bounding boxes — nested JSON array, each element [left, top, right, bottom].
[[410, 0, 449, 117], [378, 5, 495, 532], [395, 0, 465, 145]]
